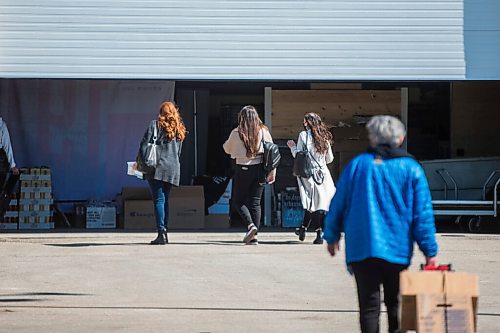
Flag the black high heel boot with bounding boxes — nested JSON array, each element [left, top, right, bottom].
[[150, 231, 167, 245], [313, 229, 323, 244]]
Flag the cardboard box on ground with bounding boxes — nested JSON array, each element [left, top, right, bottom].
[[86, 204, 116, 229], [122, 186, 212, 229], [400, 270, 479, 333]]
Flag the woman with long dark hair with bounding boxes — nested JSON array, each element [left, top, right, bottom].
[[223, 105, 276, 245], [139, 102, 187, 245], [287, 112, 336, 244]]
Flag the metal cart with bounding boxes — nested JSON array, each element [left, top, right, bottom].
[[421, 157, 500, 232]]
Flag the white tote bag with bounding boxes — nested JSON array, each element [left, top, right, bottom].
[[144, 121, 158, 167]]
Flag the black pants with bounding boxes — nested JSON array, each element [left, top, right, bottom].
[[0, 148, 9, 189], [301, 210, 326, 230], [232, 164, 264, 229], [350, 258, 408, 333]]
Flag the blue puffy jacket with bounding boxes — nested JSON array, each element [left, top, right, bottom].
[[323, 153, 438, 266]]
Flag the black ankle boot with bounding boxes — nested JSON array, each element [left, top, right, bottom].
[[313, 229, 323, 244], [150, 231, 167, 245], [298, 226, 306, 242]]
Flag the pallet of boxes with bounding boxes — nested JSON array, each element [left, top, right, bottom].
[[18, 167, 54, 229]]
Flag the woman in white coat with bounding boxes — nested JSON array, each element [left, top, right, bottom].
[[287, 113, 336, 244]]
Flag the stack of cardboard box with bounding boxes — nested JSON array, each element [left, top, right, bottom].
[[18, 167, 54, 229]]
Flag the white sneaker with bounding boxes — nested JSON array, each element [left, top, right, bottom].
[[246, 236, 258, 245], [243, 224, 258, 244]]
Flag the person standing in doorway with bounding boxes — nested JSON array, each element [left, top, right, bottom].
[[0, 117, 19, 219], [0, 117, 19, 186], [140, 102, 186, 245], [287, 113, 336, 244], [323, 115, 438, 333], [223, 105, 276, 245]]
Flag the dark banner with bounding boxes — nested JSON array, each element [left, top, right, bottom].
[[0, 79, 175, 201]]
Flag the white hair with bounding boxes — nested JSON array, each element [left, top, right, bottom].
[[366, 115, 406, 146]]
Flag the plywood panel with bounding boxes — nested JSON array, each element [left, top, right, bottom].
[[272, 90, 401, 139]]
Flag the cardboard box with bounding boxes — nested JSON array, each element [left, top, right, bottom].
[[204, 214, 230, 229], [123, 186, 204, 230], [123, 200, 155, 229], [400, 271, 479, 333], [122, 187, 154, 229], [86, 205, 116, 229], [169, 186, 204, 229]]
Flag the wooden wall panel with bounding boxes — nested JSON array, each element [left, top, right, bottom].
[[272, 89, 401, 179], [271, 90, 401, 139]]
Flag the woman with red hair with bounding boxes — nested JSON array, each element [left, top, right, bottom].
[[139, 102, 187, 245]]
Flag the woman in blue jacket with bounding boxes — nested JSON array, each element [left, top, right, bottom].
[[323, 115, 438, 333]]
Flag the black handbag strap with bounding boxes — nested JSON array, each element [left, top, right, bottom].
[[302, 131, 325, 186], [302, 131, 321, 169], [260, 128, 267, 146]]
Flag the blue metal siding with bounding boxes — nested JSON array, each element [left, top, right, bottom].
[[465, 0, 500, 79], [0, 0, 465, 80]]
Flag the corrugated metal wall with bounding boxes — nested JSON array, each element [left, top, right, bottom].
[[464, 0, 500, 79], [0, 0, 465, 80]]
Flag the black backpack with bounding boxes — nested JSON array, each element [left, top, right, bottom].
[[292, 150, 313, 178], [292, 132, 324, 185], [261, 130, 281, 175]]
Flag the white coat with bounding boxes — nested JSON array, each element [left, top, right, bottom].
[[290, 130, 336, 212]]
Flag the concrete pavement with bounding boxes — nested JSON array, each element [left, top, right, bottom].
[[1, 231, 499, 332]]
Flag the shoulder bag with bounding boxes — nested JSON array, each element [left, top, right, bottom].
[[258, 128, 281, 185], [136, 121, 159, 173]]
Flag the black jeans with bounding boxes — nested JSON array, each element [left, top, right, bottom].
[[350, 258, 408, 333], [0, 148, 9, 189], [232, 164, 264, 229], [301, 210, 326, 230]]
